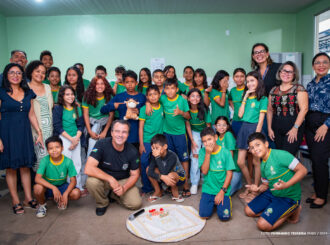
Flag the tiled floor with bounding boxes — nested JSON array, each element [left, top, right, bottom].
[[0, 174, 329, 245]]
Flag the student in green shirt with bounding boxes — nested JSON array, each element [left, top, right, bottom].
[[229, 68, 246, 136], [146, 78, 191, 196], [74, 63, 90, 89], [178, 66, 194, 96], [214, 116, 242, 196], [82, 76, 114, 157], [63, 66, 85, 103], [192, 68, 208, 100], [47, 67, 61, 104], [137, 68, 152, 95], [53, 85, 85, 194], [198, 127, 235, 221], [236, 71, 268, 201], [110, 65, 126, 95], [204, 70, 230, 124], [152, 69, 166, 95], [139, 85, 164, 194], [185, 88, 211, 195], [245, 132, 307, 231], [34, 136, 81, 218]]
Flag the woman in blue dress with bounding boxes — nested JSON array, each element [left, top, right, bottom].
[[0, 63, 43, 215]]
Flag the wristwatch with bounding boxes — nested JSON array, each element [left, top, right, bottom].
[[221, 187, 227, 193], [293, 124, 299, 129]]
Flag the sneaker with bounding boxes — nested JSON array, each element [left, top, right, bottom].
[[190, 185, 198, 195], [36, 204, 47, 218]]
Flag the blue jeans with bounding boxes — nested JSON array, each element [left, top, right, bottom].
[[190, 130, 202, 185], [230, 171, 242, 196], [140, 142, 153, 193]]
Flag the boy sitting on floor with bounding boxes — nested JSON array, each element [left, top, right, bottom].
[[245, 132, 307, 231], [147, 134, 186, 203], [198, 127, 235, 221], [34, 136, 81, 218]]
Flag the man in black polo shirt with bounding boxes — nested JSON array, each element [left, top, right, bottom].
[[85, 120, 142, 216]]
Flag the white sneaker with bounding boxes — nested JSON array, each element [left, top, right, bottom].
[[190, 185, 198, 195], [36, 204, 47, 218]]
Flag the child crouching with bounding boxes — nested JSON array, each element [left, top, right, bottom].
[[147, 134, 186, 203], [198, 127, 236, 221], [245, 132, 307, 231], [34, 136, 81, 218]]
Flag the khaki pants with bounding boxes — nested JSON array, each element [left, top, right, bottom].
[[86, 176, 142, 210]]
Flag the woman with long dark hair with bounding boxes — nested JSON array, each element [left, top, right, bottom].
[[0, 63, 43, 214]]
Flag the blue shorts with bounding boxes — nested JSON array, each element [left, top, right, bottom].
[[199, 192, 232, 221], [45, 182, 69, 199], [248, 189, 300, 226], [164, 133, 189, 162], [231, 120, 243, 137]]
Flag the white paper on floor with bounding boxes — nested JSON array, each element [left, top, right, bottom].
[[126, 204, 206, 242]]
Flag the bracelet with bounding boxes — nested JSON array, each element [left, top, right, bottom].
[[293, 124, 299, 129], [242, 101, 246, 104]]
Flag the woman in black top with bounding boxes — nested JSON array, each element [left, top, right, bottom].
[[267, 61, 308, 155], [251, 43, 281, 96]]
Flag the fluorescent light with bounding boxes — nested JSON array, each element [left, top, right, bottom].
[[35, 0, 43, 3]]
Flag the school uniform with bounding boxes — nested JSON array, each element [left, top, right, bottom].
[[248, 149, 301, 225], [161, 94, 190, 162], [53, 105, 85, 190], [236, 96, 268, 149], [139, 104, 164, 193], [209, 89, 230, 124], [229, 86, 245, 136], [198, 146, 236, 220], [189, 109, 211, 186], [217, 132, 242, 195]]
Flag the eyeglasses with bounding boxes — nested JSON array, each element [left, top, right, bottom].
[[8, 71, 23, 76], [314, 61, 330, 66], [215, 124, 226, 127], [253, 50, 266, 55], [280, 69, 294, 75]]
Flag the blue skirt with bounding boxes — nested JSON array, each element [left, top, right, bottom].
[[236, 122, 258, 149]]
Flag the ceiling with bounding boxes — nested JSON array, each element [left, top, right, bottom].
[[0, 0, 321, 17]]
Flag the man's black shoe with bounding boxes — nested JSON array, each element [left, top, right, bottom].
[[96, 206, 108, 216]]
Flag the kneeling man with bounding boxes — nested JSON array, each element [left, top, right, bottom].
[[85, 120, 142, 216]]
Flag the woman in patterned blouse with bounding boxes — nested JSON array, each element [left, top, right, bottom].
[[305, 52, 330, 209], [267, 61, 308, 156]]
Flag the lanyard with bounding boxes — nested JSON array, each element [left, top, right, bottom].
[[262, 66, 269, 80]]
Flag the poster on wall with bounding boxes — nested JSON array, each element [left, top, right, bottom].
[[150, 58, 165, 73]]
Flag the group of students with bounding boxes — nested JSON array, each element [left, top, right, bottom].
[[0, 45, 329, 232]]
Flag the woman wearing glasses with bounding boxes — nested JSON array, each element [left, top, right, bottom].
[[305, 52, 330, 209], [267, 61, 308, 155], [0, 63, 43, 214], [251, 43, 282, 96]]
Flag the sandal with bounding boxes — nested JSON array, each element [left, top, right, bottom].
[[13, 203, 25, 215], [182, 189, 191, 198], [24, 199, 38, 209], [172, 195, 184, 203], [148, 195, 162, 203]]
